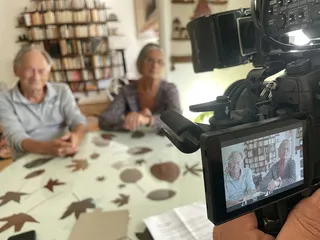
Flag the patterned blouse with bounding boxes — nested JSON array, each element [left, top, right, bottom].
[[98, 80, 181, 131]]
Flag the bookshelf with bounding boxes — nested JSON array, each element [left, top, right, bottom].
[[15, 0, 127, 96]]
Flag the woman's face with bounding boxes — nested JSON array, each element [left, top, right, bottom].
[[280, 141, 291, 160], [141, 49, 164, 80]]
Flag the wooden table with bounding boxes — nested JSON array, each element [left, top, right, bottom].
[[0, 130, 206, 239]]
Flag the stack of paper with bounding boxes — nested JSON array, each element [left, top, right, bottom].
[[68, 209, 130, 240], [144, 202, 214, 240]]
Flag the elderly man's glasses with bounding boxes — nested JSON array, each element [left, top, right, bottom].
[[144, 57, 164, 66]]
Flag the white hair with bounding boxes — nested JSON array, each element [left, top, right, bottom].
[[13, 44, 53, 68]]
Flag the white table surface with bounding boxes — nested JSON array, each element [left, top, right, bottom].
[[0, 130, 206, 240]]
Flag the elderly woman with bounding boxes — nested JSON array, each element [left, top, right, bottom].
[[260, 139, 296, 193], [99, 43, 181, 131]]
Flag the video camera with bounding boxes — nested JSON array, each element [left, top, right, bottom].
[[160, 0, 320, 236]]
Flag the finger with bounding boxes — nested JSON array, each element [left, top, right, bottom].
[[57, 140, 73, 149], [278, 189, 320, 240], [60, 133, 71, 141]]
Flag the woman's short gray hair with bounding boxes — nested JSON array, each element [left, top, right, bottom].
[[136, 43, 163, 74], [13, 44, 53, 68]]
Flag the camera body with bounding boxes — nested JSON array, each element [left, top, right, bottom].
[[160, 0, 320, 236]]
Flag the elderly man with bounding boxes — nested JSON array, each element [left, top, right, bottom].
[[0, 45, 87, 160], [224, 151, 256, 208]]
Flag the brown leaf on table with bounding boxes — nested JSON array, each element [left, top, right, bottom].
[[24, 169, 45, 179], [120, 169, 142, 183], [101, 133, 116, 140], [150, 162, 180, 183], [96, 176, 105, 182], [135, 159, 146, 166], [44, 179, 66, 192], [146, 189, 176, 201], [90, 153, 100, 159], [0, 213, 38, 233], [183, 162, 203, 177], [136, 228, 154, 240], [0, 192, 28, 207], [60, 198, 96, 220], [131, 131, 145, 139], [127, 147, 152, 155], [118, 184, 126, 189], [23, 157, 53, 169], [92, 136, 110, 147], [66, 159, 88, 172], [111, 161, 125, 170], [111, 194, 129, 207]]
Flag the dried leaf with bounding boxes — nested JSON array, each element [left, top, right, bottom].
[[118, 184, 125, 189], [92, 136, 110, 147], [111, 161, 125, 170], [135, 159, 146, 166], [131, 131, 145, 139], [136, 228, 153, 240], [101, 133, 116, 140], [127, 147, 152, 155], [24, 169, 45, 179], [0, 192, 28, 207], [60, 198, 96, 220], [120, 169, 142, 183], [23, 157, 53, 169], [90, 153, 100, 159], [0, 213, 38, 233], [67, 160, 89, 172], [183, 162, 203, 177], [150, 162, 180, 183], [146, 189, 176, 201], [112, 194, 129, 207], [96, 176, 105, 182], [44, 179, 65, 192]]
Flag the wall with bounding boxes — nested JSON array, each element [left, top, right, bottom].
[[167, 0, 253, 119], [0, 0, 157, 103]]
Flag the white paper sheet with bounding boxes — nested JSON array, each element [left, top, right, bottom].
[[144, 202, 214, 240]]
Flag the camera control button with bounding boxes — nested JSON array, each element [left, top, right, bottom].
[[275, 14, 286, 29]]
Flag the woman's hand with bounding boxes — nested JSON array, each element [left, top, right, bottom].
[[123, 112, 150, 131], [213, 189, 320, 240]]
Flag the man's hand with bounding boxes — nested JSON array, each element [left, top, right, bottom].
[[43, 139, 78, 157], [123, 112, 150, 131], [60, 132, 81, 149], [213, 189, 320, 240]]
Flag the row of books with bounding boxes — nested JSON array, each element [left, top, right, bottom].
[[23, 10, 108, 26], [35, 0, 105, 11], [27, 24, 109, 40], [51, 68, 113, 82], [59, 39, 109, 56]]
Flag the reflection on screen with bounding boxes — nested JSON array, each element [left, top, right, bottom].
[[222, 126, 304, 212]]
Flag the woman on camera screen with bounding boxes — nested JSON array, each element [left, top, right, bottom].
[[260, 139, 296, 193]]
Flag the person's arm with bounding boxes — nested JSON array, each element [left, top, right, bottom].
[[150, 82, 181, 129], [280, 159, 297, 187], [99, 88, 126, 131], [62, 85, 87, 138], [259, 165, 276, 192], [245, 168, 256, 196], [0, 95, 47, 155]]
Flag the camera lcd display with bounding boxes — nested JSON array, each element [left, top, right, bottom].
[[221, 124, 304, 212]]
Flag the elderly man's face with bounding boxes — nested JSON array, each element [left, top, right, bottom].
[[14, 50, 51, 91], [228, 153, 243, 175]]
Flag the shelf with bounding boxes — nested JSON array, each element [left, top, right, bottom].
[[16, 36, 109, 43], [16, 20, 115, 28], [52, 65, 123, 72], [172, 0, 195, 3], [208, 0, 228, 4], [172, 37, 189, 41], [64, 79, 110, 83], [23, 7, 110, 13], [170, 55, 192, 71]]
